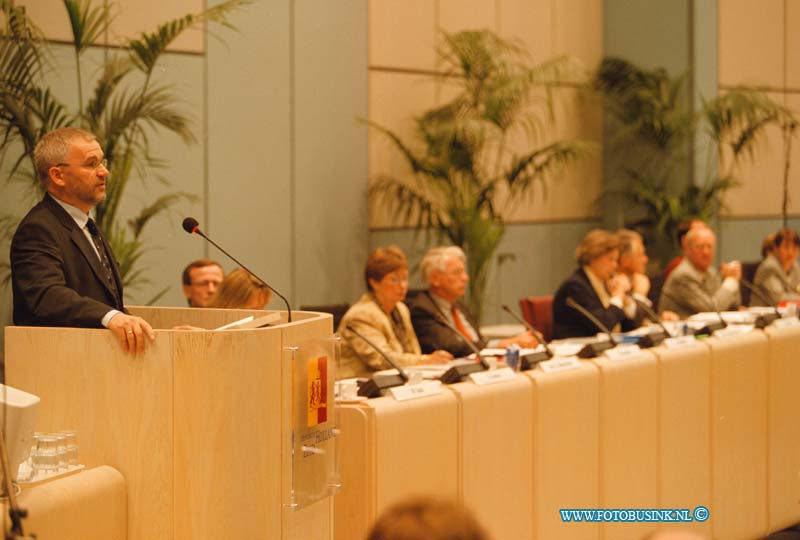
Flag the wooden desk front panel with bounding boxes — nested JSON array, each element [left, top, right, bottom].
[[765, 325, 800, 532], [593, 352, 659, 540], [528, 362, 600, 540], [708, 332, 769, 540], [447, 377, 534, 540], [654, 342, 712, 537]]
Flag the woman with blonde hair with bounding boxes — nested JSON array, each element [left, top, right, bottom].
[[207, 268, 271, 310], [337, 246, 452, 379], [552, 229, 644, 338]]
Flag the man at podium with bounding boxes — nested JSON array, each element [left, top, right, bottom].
[[10, 128, 154, 353]]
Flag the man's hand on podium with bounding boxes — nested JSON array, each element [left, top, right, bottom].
[[108, 313, 155, 354]]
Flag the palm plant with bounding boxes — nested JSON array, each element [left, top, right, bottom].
[[595, 57, 798, 263], [0, 0, 247, 301], [371, 30, 588, 321]]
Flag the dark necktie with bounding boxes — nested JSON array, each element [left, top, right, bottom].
[[86, 218, 120, 302]]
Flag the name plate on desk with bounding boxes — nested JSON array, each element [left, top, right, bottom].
[[603, 344, 640, 360], [538, 356, 581, 374], [468, 367, 517, 386], [388, 380, 442, 401], [773, 317, 800, 329], [663, 335, 696, 349]]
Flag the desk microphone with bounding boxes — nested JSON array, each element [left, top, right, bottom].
[[434, 315, 490, 384], [501, 305, 554, 367], [565, 297, 617, 358], [739, 278, 782, 328], [625, 294, 668, 347], [345, 325, 408, 398], [659, 288, 725, 335], [182, 217, 292, 322]]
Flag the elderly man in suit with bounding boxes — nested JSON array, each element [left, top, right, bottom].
[[659, 226, 741, 318], [11, 127, 154, 353], [407, 246, 536, 357]]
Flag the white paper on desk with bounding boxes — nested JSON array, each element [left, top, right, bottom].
[[688, 311, 754, 325], [215, 312, 282, 330], [551, 343, 584, 357]]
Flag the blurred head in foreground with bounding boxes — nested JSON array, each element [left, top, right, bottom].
[[367, 497, 490, 540]]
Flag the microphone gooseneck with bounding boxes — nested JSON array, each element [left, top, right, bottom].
[[434, 314, 490, 369], [345, 325, 409, 382], [501, 304, 554, 358], [182, 216, 292, 322], [565, 297, 617, 344]]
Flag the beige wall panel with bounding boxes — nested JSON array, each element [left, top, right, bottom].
[[368, 71, 437, 228], [505, 87, 603, 222], [722, 93, 786, 217], [369, 0, 436, 69], [718, 0, 784, 87], [16, 0, 74, 42], [786, 94, 800, 215], [108, 0, 204, 53], [552, 0, 603, 69], [497, 0, 552, 60], [438, 0, 497, 36], [787, 2, 800, 89], [18, 0, 203, 52]]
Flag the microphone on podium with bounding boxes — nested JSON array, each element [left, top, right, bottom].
[[345, 325, 408, 398], [182, 217, 292, 322], [565, 297, 618, 358]]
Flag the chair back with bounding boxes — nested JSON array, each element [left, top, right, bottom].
[[741, 260, 760, 306], [299, 303, 350, 329], [519, 295, 554, 342]]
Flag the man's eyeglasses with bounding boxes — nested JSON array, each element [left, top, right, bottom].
[[56, 158, 109, 171], [191, 280, 221, 288]]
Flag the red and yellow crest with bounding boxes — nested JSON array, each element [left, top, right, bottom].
[[307, 355, 328, 427]]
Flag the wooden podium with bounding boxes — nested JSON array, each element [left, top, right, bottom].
[[4, 306, 337, 540]]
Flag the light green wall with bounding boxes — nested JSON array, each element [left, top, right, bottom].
[[205, 0, 368, 310]]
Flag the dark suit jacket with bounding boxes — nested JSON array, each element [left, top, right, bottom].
[[406, 291, 486, 357], [11, 194, 125, 327], [552, 267, 643, 339]]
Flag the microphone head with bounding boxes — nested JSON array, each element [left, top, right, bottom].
[[182, 217, 199, 234]]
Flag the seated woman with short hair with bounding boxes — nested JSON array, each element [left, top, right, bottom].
[[751, 227, 800, 306], [206, 268, 271, 310], [552, 229, 643, 339], [337, 246, 452, 379]]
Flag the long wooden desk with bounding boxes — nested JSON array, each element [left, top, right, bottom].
[[335, 325, 800, 540]]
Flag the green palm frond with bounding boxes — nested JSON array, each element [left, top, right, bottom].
[[370, 175, 442, 230], [504, 140, 589, 194], [703, 89, 791, 160], [128, 192, 197, 237], [94, 146, 133, 231], [85, 56, 133, 131], [128, 0, 248, 76], [29, 87, 72, 134], [63, 0, 111, 54]]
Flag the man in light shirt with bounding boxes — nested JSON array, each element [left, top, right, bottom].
[[659, 227, 741, 318], [11, 128, 154, 353], [407, 246, 536, 357]]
